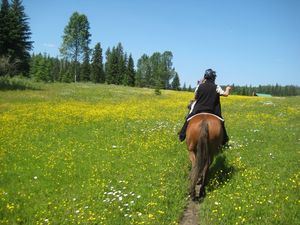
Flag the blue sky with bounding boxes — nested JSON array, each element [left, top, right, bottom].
[[23, 0, 300, 87]]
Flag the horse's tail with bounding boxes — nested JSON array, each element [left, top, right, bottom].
[[190, 120, 209, 199]]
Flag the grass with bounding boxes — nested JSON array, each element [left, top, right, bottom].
[[0, 76, 41, 91], [200, 96, 299, 224], [0, 80, 299, 224]]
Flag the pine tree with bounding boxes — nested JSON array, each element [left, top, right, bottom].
[[0, 0, 33, 75], [107, 47, 119, 84], [59, 59, 72, 83], [30, 53, 53, 82], [121, 53, 128, 85], [182, 83, 187, 91], [90, 42, 105, 83], [0, 0, 11, 58], [50, 57, 60, 82], [116, 43, 126, 85], [80, 48, 90, 81], [105, 44, 126, 85], [10, 0, 33, 74], [171, 72, 180, 90], [104, 48, 112, 84], [126, 54, 135, 86]]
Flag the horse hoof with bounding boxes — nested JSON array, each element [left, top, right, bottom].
[[191, 196, 198, 202], [199, 189, 206, 198]]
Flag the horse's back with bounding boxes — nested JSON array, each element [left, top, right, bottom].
[[186, 114, 223, 150]]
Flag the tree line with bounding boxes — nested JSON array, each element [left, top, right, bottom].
[[0, 2, 299, 96], [228, 84, 300, 97], [0, 4, 182, 90]]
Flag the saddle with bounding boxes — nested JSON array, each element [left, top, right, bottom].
[[187, 113, 224, 122]]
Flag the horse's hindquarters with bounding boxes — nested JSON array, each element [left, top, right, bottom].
[[186, 114, 223, 200]]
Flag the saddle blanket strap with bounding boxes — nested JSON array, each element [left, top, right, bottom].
[[187, 113, 224, 122]]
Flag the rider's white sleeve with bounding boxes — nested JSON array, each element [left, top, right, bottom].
[[216, 85, 225, 95]]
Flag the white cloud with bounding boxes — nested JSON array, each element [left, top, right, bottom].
[[43, 43, 56, 48]]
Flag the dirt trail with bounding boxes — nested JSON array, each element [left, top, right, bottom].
[[179, 184, 201, 225], [179, 200, 200, 225]]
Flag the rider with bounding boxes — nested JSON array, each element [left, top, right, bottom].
[[178, 69, 231, 145]]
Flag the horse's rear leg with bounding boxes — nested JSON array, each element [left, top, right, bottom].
[[199, 160, 210, 198], [188, 150, 197, 199], [189, 165, 198, 200]]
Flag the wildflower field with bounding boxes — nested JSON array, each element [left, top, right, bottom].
[[0, 82, 299, 224]]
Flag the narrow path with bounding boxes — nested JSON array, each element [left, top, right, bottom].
[[179, 200, 200, 225], [179, 184, 201, 225]]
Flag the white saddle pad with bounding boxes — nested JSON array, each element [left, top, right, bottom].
[[187, 113, 224, 122]]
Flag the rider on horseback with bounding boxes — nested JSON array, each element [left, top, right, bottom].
[[178, 69, 231, 145]]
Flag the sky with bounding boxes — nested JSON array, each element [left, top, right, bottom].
[[23, 0, 300, 87]]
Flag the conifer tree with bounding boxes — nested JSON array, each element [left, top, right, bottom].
[[116, 42, 126, 84], [106, 47, 119, 84], [91, 42, 105, 83], [80, 48, 90, 81], [104, 48, 112, 84], [126, 54, 135, 86], [0, 0, 11, 58], [171, 72, 180, 90], [0, 0, 33, 75], [182, 83, 187, 91], [10, 0, 33, 74], [50, 57, 60, 82]]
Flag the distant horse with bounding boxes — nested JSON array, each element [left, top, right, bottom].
[[186, 113, 224, 200]]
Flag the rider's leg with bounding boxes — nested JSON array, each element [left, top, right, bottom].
[[222, 121, 229, 145]]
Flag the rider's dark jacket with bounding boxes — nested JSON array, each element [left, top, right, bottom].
[[189, 80, 222, 118]]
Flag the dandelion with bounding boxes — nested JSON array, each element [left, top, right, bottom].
[[148, 214, 154, 219], [6, 203, 15, 211]]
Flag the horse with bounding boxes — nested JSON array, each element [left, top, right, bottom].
[[186, 113, 224, 200]]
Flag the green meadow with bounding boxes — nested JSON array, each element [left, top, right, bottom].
[[0, 82, 299, 224]]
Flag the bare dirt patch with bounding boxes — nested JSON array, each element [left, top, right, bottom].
[[179, 200, 200, 225]]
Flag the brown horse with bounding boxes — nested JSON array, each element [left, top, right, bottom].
[[186, 113, 224, 200]]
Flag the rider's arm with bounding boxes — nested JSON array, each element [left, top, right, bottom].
[[222, 86, 232, 97], [217, 85, 231, 97]]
